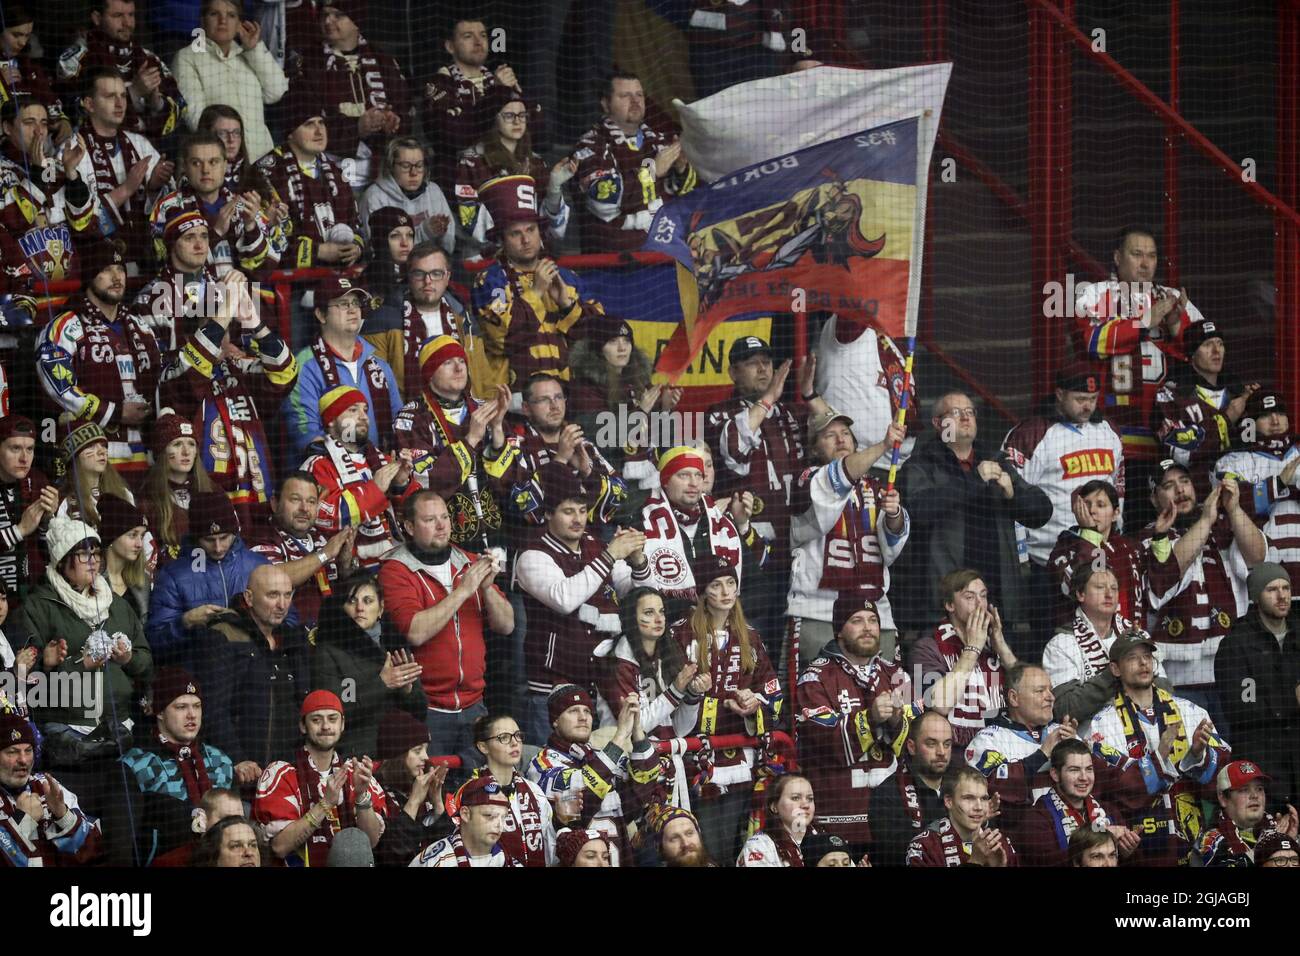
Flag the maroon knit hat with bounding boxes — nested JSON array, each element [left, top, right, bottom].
[[98, 493, 147, 546], [78, 238, 126, 285], [323, 0, 364, 27], [0, 414, 36, 445], [281, 86, 327, 136], [831, 590, 881, 638], [588, 317, 635, 349], [690, 552, 737, 591], [547, 684, 594, 725], [376, 710, 430, 762], [150, 413, 198, 459], [368, 207, 414, 257], [0, 712, 36, 750], [189, 491, 239, 537], [152, 666, 201, 713], [555, 828, 610, 866]]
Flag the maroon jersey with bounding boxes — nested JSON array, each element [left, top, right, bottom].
[[422, 65, 540, 189], [55, 29, 182, 139], [0, 143, 96, 285], [706, 394, 806, 569], [908, 620, 1006, 748], [571, 117, 697, 253], [246, 522, 335, 627], [0, 53, 65, 119], [797, 643, 912, 845], [299, 36, 411, 162], [905, 817, 1019, 867], [1048, 527, 1146, 624]]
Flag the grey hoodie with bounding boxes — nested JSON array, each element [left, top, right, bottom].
[[358, 173, 457, 256]]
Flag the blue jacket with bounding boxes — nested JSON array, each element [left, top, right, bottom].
[[147, 536, 287, 665], [283, 337, 402, 460]]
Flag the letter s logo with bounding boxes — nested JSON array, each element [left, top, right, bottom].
[[516, 182, 537, 211]]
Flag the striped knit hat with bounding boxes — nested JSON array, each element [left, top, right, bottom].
[[162, 207, 208, 245], [419, 335, 467, 383], [319, 386, 367, 429], [62, 420, 108, 461], [657, 445, 705, 484]]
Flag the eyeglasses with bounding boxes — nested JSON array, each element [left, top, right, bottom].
[[526, 394, 565, 406], [213, 129, 242, 141], [394, 160, 425, 173], [942, 407, 977, 419], [71, 551, 101, 565], [484, 731, 525, 745], [499, 111, 528, 123], [408, 269, 448, 283]]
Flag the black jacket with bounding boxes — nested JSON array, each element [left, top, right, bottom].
[[310, 591, 428, 759], [192, 600, 310, 768], [867, 766, 947, 866], [1215, 609, 1300, 757], [893, 435, 1053, 630]]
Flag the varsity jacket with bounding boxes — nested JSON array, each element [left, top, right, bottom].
[[149, 180, 276, 276], [454, 146, 567, 257], [787, 456, 910, 628], [156, 317, 298, 528], [1048, 525, 1146, 624], [706, 392, 806, 555], [253, 146, 362, 268], [797, 639, 915, 845], [421, 63, 540, 189], [1001, 411, 1125, 565], [1073, 277, 1204, 460], [301, 436, 411, 570], [1043, 610, 1168, 724], [513, 531, 621, 694], [0, 143, 95, 284], [571, 116, 697, 253], [392, 390, 517, 549], [1141, 514, 1251, 688], [376, 542, 502, 711], [1017, 786, 1127, 867], [0, 774, 101, 867], [284, 336, 402, 458], [471, 255, 605, 390], [1086, 689, 1231, 865], [905, 817, 1019, 867], [1214, 437, 1300, 585], [56, 28, 183, 139], [299, 35, 410, 168], [35, 296, 162, 476]]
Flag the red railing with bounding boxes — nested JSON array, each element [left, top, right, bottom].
[[424, 731, 797, 769]]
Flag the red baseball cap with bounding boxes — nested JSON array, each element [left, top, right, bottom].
[[1216, 759, 1270, 794]]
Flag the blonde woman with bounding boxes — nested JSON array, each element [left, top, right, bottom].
[[140, 414, 216, 564], [56, 423, 134, 526]]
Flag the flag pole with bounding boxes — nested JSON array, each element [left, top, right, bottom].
[[884, 340, 914, 493]]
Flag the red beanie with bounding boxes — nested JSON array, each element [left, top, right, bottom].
[[301, 689, 344, 718], [319, 386, 368, 429], [555, 828, 610, 866], [547, 684, 594, 726]]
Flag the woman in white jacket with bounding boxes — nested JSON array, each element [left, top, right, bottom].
[[172, 0, 288, 163]]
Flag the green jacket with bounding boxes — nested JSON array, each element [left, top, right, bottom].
[[16, 576, 153, 728]]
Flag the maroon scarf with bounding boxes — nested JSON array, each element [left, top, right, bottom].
[[310, 337, 395, 446], [272, 147, 344, 225], [1206, 809, 1279, 860], [295, 748, 354, 854], [319, 35, 397, 111], [935, 818, 970, 865], [83, 126, 144, 226], [894, 767, 925, 831], [401, 298, 465, 403], [159, 734, 212, 806], [1045, 786, 1110, 844], [472, 768, 547, 867]]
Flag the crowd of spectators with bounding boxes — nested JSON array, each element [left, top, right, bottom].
[[0, 0, 1295, 870]]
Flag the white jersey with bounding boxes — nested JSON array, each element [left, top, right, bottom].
[[1213, 444, 1300, 578], [409, 836, 513, 868], [814, 318, 914, 470], [1086, 693, 1224, 792], [1002, 415, 1125, 565], [737, 832, 793, 867], [1042, 613, 1166, 688]]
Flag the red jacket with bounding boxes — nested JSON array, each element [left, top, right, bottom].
[[377, 542, 499, 711]]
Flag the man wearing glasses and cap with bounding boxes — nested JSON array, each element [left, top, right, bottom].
[[409, 774, 523, 867]]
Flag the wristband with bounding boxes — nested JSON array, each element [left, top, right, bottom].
[[316, 550, 328, 567], [757, 399, 774, 412], [801, 391, 819, 402]]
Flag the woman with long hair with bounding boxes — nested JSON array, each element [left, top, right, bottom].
[[55, 423, 134, 526], [466, 711, 554, 867], [373, 710, 451, 867], [596, 586, 709, 740], [454, 89, 573, 257], [140, 414, 216, 564], [311, 575, 427, 759], [671, 553, 782, 867], [98, 494, 152, 622], [736, 773, 817, 867]]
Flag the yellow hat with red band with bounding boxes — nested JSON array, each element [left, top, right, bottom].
[[419, 335, 468, 382], [657, 445, 705, 484], [319, 385, 367, 428]]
